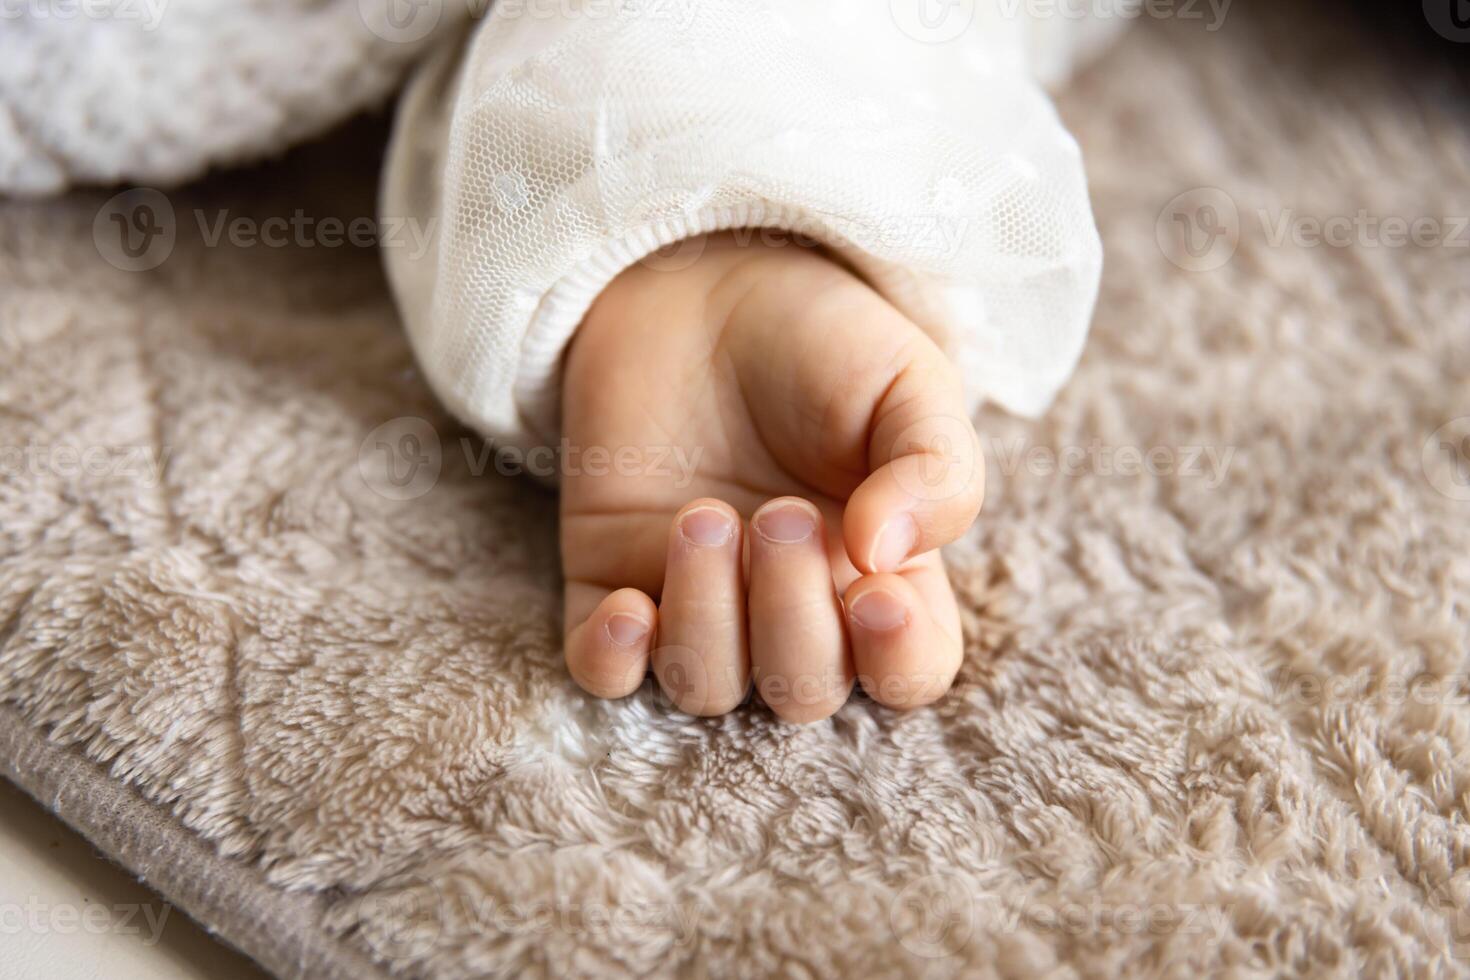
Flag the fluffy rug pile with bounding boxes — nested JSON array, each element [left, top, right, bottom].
[[3, 3, 1469, 977]]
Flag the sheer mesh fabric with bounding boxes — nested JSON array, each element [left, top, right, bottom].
[[381, 0, 1115, 455]]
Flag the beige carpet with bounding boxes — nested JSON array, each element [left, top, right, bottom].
[[3, 4, 1470, 977]]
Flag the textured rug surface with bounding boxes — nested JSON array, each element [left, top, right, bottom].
[[3, 4, 1470, 977]]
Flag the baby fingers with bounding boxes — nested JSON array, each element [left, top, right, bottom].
[[843, 555, 963, 710], [564, 585, 657, 699], [652, 499, 750, 716], [747, 498, 855, 723]]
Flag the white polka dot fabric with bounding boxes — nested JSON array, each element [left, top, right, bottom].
[[381, 0, 1123, 456]]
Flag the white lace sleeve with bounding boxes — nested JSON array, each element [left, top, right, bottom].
[[381, 0, 1114, 454]]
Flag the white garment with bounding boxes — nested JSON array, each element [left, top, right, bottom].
[[381, 0, 1125, 457]]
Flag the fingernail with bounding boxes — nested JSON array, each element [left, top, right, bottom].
[[869, 514, 917, 571], [605, 613, 651, 647], [849, 589, 909, 632], [680, 506, 735, 547], [754, 501, 817, 544]]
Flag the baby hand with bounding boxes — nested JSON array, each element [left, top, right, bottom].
[[560, 234, 984, 722]]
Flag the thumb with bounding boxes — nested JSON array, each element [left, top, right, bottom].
[[842, 347, 985, 574]]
